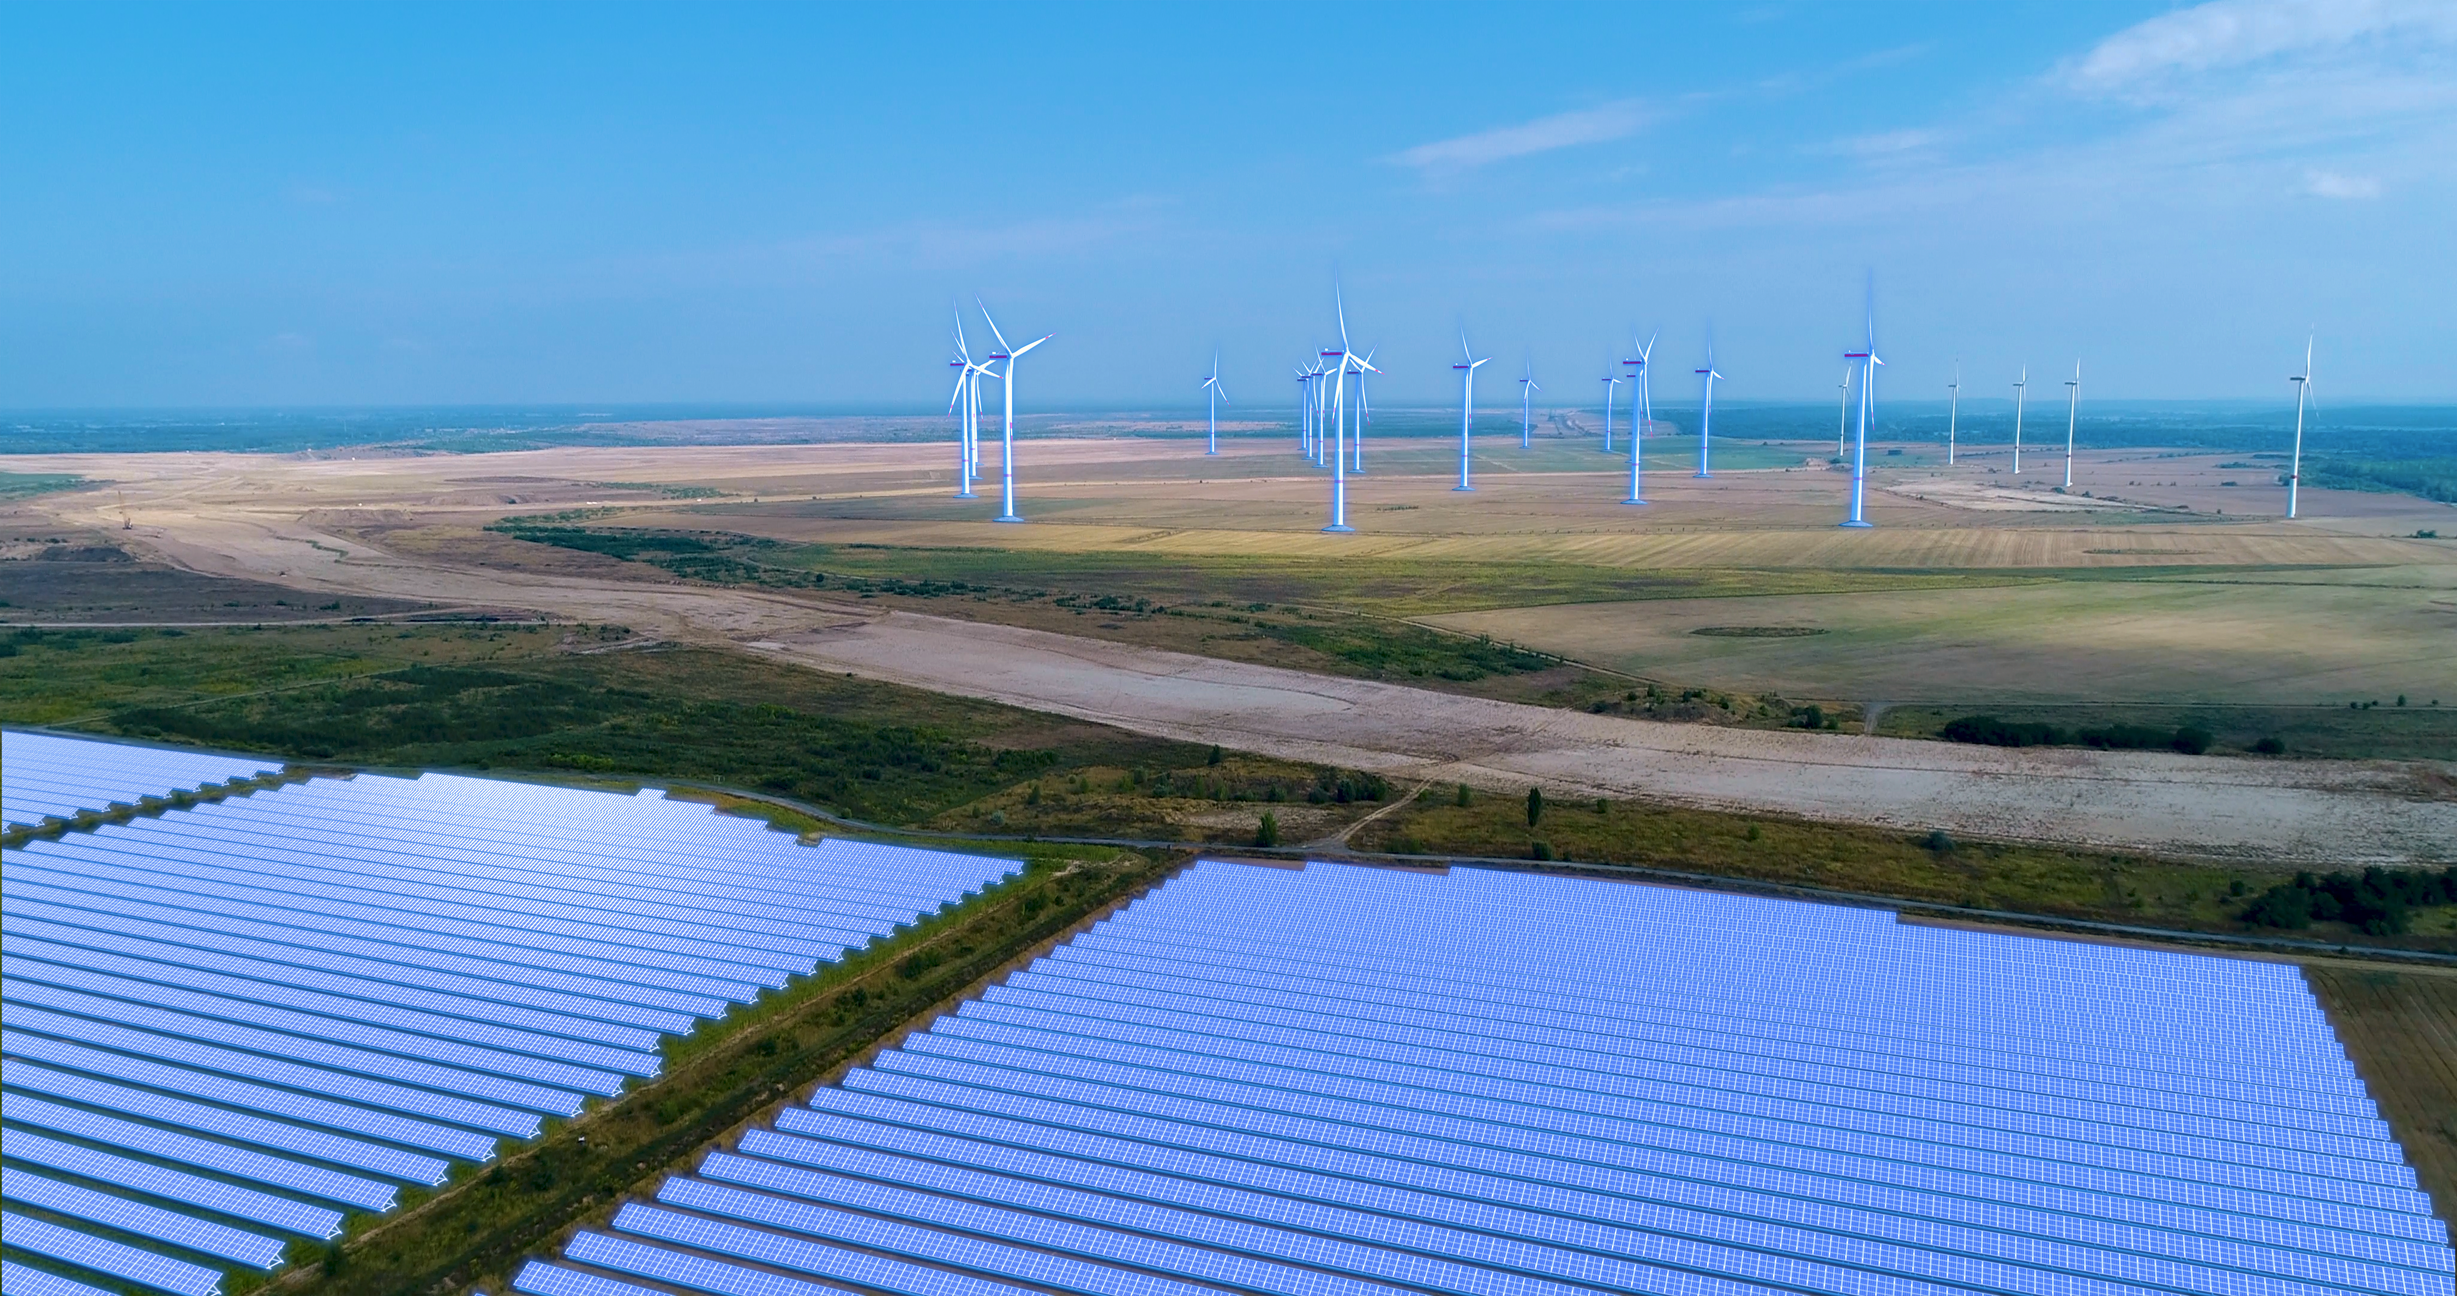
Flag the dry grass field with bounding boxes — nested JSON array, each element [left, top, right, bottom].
[[2306, 964, 2457, 1239], [5, 433, 2451, 861]]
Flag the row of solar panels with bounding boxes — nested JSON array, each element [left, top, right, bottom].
[[516, 859, 2449, 1296], [3, 732, 282, 831], [3, 737, 1024, 1296]]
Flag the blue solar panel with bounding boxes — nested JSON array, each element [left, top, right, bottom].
[[1, 1212, 223, 1296], [1, 1059, 455, 1183], [0, 1168, 284, 1267], [3, 741, 1020, 1284], [0, 1130, 342, 1239], [2, 1092, 396, 1212], [3, 1258, 123, 1296], [1, 998, 560, 1132]]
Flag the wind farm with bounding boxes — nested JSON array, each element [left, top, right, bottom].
[[12, 12, 2457, 1296]]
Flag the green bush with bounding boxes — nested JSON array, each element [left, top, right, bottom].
[[1525, 786, 1544, 828]]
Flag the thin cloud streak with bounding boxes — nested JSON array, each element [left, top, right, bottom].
[[1385, 99, 1658, 174], [2068, 0, 2457, 94]]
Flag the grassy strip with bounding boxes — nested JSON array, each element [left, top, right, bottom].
[[1353, 790, 2457, 955], [253, 846, 1177, 1296]]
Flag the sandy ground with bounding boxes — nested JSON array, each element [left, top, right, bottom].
[[12, 441, 2453, 864]]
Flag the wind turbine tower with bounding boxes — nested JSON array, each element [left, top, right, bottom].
[[1694, 346, 1723, 478], [947, 357, 978, 499], [1320, 292, 1375, 532], [2011, 366, 2027, 476], [1519, 366, 1538, 449], [2062, 361, 2080, 491], [1622, 333, 1655, 505], [1842, 321, 1882, 528], [1600, 371, 1621, 456], [1453, 333, 1489, 491], [2287, 335, 2313, 519], [1202, 354, 1227, 456], [1835, 366, 1851, 457], [978, 301, 1051, 524], [1945, 363, 1961, 466]]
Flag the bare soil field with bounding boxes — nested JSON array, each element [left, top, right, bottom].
[[1425, 568, 2457, 706], [7, 439, 2452, 863]]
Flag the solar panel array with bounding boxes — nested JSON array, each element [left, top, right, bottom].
[[520, 859, 2451, 1296], [2, 747, 1023, 1296], [3, 731, 284, 831]]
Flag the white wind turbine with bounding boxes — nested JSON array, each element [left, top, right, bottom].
[[1319, 291, 1377, 531], [2287, 334, 2314, 519], [2011, 365, 2027, 476], [1202, 353, 1227, 456], [1295, 367, 1312, 459], [1353, 346, 1376, 474], [1694, 343, 1723, 478], [1599, 369, 1622, 456], [1452, 332, 1489, 492], [1842, 317, 1882, 528], [1622, 332, 1656, 505], [978, 300, 1051, 524], [1835, 365, 1852, 457], [1945, 362, 1961, 466], [946, 357, 980, 499], [1518, 364, 1538, 449], [2062, 360, 2080, 491], [948, 308, 984, 498]]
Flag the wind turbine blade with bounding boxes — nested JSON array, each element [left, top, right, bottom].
[[976, 297, 1011, 352]]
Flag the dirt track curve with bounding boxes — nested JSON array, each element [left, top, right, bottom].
[[20, 471, 2455, 865]]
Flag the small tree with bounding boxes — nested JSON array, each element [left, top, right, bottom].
[[1455, 783, 1472, 807], [1207, 744, 1224, 765], [1255, 811, 1280, 847], [1525, 786, 1544, 828]]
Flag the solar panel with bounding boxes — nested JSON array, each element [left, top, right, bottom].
[[0, 1169, 285, 1268], [0, 1130, 342, 1239], [3, 739, 1020, 1294], [510, 859, 2447, 1296], [1, 1212, 223, 1296], [1, 730, 280, 830], [3, 1258, 124, 1296], [1, 1092, 397, 1212]]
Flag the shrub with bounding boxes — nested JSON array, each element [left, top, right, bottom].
[[2170, 726, 2213, 755], [2253, 736, 2284, 755], [1940, 715, 2061, 747], [1455, 783, 1472, 808], [1924, 829, 1955, 853], [1526, 786, 1544, 828], [1255, 811, 1279, 848], [1530, 840, 1553, 861]]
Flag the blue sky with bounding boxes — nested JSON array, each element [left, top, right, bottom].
[[2, 1, 2451, 409]]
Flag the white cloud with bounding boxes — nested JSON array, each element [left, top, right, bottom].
[[1823, 128, 1948, 159], [2069, 0, 2457, 95], [2304, 168, 2384, 198], [1385, 99, 1657, 174]]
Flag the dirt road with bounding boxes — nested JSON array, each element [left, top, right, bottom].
[[16, 448, 2453, 864]]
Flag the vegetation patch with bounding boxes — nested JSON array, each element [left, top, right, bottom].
[[1940, 713, 2213, 754], [1689, 625, 1828, 638], [2241, 867, 2457, 936], [2302, 456, 2457, 504], [0, 472, 88, 500]]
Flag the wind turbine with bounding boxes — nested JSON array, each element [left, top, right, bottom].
[[1295, 367, 1314, 459], [2062, 360, 2080, 491], [1835, 366, 1852, 457], [948, 308, 983, 498], [1353, 347, 1375, 473], [2010, 366, 2027, 476], [978, 299, 1051, 524], [1842, 318, 1882, 528], [1320, 290, 1376, 532], [1694, 343, 1723, 478], [1202, 353, 1227, 456], [1945, 362, 1960, 466], [2287, 334, 2313, 519], [1518, 365, 1538, 449], [1453, 332, 1489, 492], [1599, 370, 1622, 455], [1622, 332, 1655, 505]]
